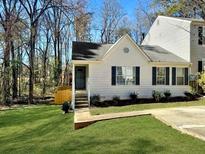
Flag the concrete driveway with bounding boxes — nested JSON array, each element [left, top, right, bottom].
[[151, 106, 205, 141]]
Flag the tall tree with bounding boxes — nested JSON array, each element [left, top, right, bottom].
[[100, 0, 124, 43], [19, 0, 53, 104], [115, 17, 132, 40], [0, 0, 21, 104], [152, 0, 205, 19]]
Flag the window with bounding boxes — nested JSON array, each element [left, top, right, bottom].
[[202, 59, 205, 71], [156, 67, 166, 85], [176, 68, 185, 85], [198, 26, 205, 45], [116, 67, 136, 85]]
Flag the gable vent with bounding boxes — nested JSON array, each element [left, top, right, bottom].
[[123, 47, 129, 53]]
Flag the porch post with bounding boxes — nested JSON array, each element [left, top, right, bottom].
[[87, 64, 90, 107], [72, 63, 75, 110]]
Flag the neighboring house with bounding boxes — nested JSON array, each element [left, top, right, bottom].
[[71, 34, 190, 108], [142, 15, 205, 74]]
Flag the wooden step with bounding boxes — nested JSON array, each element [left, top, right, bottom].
[[76, 94, 87, 97], [76, 100, 88, 104], [75, 104, 89, 108], [75, 97, 88, 100]]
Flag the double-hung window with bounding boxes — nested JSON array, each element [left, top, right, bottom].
[[116, 66, 136, 85], [176, 68, 185, 85], [156, 67, 166, 85], [198, 26, 205, 45]]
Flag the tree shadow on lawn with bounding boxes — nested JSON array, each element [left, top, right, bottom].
[[0, 111, 166, 154], [130, 138, 165, 154], [0, 107, 60, 127], [0, 113, 73, 153]]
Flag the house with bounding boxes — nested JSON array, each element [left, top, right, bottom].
[[142, 15, 205, 74], [71, 34, 190, 108]]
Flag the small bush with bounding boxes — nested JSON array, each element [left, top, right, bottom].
[[90, 95, 101, 106], [184, 91, 197, 100], [61, 101, 70, 114], [112, 96, 120, 105], [152, 90, 162, 102], [129, 92, 138, 101], [164, 90, 171, 101]]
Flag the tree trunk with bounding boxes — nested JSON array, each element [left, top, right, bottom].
[[57, 31, 62, 86], [28, 23, 37, 104], [11, 41, 18, 99], [3, 26, 11, 105], [18, 46, 22, 97], [42, 58, 46, 97]]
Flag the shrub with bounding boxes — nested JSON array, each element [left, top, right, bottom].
[[129, 92, 138, 101], [198, 72, 205, 93], [184, 91, 196, 100], [112, 96, 120, 105], [152, 90, 162, 102], [61, 101, 70, 114], [90, 95, 101, 106], [164, 90, 171, 101]]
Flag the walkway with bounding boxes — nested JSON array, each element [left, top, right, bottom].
[[74, 108, 150, 129], [74, 106, 205, 141]]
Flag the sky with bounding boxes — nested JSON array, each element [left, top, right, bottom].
[[87, 0, 152, 42], [88, 0, 138, 20]]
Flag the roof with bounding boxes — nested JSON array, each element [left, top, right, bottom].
[[140, 45, 188, 63], [159, 15, 205, 23], [72, 41, 113, 60], [72, 36, 189, 64]]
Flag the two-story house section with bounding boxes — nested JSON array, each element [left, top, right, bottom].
[[142, 15, 205, 74]]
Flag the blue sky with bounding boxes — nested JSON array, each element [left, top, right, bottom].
[[88, 0, 152, 20], [88, 0, 138, 19], [87, 0, 152, 41]]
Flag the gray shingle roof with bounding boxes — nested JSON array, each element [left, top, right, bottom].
[[72, 41, 189, 63], [72, 41, 113, 60], [140, 45, 188, 63]]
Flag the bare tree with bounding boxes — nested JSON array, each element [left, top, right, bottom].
[[19, 0, 53, 104], [100, 0, 124, 43], [0, 0, 21, 104]]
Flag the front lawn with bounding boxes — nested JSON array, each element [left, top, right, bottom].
[[91, 99, 205, 115], [1, 105, 205, 154]]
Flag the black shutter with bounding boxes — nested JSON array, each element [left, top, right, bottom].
[[152, 67, 156, 85], [172, 67, 176, 85], [166, 67, 170, 85], [135, 67, 140, 85], [111, 66, 116, 85], [185, 68, 189, 85], [198, 27, 203, 45], [198, 61, 202, 72]]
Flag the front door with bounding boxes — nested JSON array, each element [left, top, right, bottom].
[[75, 66, 86, 90]]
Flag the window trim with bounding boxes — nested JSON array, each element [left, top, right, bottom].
[[156, 67, 166, 85], [115, 66, 138, 86], [176, 68, 185, 85], [198, 26, 205, 45]]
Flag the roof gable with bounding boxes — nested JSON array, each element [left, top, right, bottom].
[[102, 34, 151, 61]]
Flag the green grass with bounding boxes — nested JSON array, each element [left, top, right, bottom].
[[91, 99, 205, 115], [1, 106, 205, 154]]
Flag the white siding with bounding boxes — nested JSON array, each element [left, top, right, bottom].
[[142, 16, 191, 62], [88, 36, 189, 100], [190, 23, 205, 73]]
